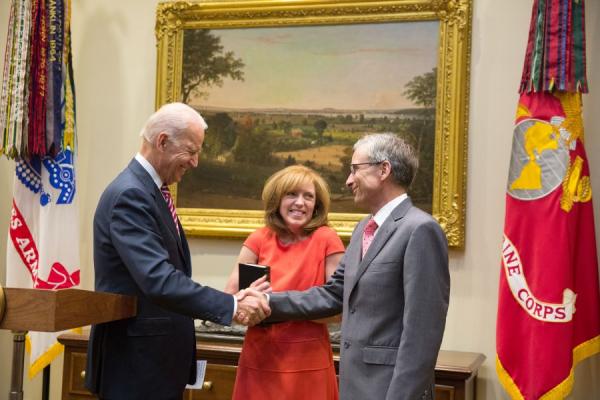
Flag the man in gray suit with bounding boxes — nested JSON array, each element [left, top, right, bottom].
[[268, 133, 450, 400], [86, 103, 270, 400]]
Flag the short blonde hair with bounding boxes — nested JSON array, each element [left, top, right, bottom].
[[262, 165, 331, 236]]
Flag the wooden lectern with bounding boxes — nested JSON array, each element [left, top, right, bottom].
[[0, 286, 136, 400]]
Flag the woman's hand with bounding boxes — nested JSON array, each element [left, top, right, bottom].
[[250, 275, 272, 293]]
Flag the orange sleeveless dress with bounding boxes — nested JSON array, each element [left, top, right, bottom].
[[232, 226, 344, 400]]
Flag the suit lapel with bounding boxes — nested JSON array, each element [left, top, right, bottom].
[[180, 229, 192, 276], [128, 160, 187, 264], [349, 198, 413, 296], [154, 185, 182, 244], [348, 218, 367, 267]]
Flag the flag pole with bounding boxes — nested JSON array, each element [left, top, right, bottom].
[[41, 365, 50, 400], [0, 283, 42, 400], [9, 330, 26, 400], [0, 284, 5, 319], [0, 285, 24, 400]]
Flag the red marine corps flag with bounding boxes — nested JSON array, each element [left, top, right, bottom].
[[496, 0, 600, 399], [0, 0, 80, 377]]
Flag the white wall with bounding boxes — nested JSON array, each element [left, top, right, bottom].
[[0, 1, 598, 399]]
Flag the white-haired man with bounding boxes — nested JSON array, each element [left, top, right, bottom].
[[86, 103, 270, 400]]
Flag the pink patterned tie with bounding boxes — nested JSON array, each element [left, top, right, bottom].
[[362, 218, 378, 258], [161, 184, 180, 236]]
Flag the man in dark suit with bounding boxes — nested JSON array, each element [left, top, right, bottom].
[[85, 103, 270, 400], [267, 133, 450, 400]]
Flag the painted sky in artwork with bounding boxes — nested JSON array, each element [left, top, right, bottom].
[[189, 21, 439, 111]]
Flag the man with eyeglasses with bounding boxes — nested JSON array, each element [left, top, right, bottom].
[[266, 133, 449, 400]]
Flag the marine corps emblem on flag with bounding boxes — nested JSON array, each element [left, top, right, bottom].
[[496, 2, 600, 396], [497, 91, 600, 399], [502, 93, 587, 324]]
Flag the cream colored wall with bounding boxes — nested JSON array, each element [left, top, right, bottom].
[[0, 1, 598, 399]]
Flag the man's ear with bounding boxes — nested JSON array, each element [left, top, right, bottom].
[[380, 160, 392, 180], [157, 132, 168, 150]]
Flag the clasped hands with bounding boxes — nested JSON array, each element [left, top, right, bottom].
[[234, 276, 271, 327]]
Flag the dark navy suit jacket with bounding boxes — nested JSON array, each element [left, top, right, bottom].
[[85, 159, 234, 400]]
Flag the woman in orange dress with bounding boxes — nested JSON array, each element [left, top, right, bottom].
[[225, 165, 344, 400]]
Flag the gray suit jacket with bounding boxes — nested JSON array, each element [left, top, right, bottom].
[[269, 198, 449, 400]]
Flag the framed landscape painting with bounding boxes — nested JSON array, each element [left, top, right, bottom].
[[155, 0, 472, 247]]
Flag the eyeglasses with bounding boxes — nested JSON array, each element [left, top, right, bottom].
[[349, 161, 384, 175]]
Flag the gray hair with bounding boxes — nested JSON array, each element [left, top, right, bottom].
[[140, 102, 208, 143], [354, 133, 419, 188]]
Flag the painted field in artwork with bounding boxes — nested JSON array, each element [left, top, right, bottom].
[[178, 22, 439, 213]]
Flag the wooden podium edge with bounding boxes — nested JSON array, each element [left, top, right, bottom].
[[0, 287, 135, 400], [0, 285, 5, 324], [0, 288, 136, 332]]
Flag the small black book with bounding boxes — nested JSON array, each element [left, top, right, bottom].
[[238, 263, 270, 290]]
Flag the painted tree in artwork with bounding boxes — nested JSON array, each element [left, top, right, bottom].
[[313, 119, 328, 138], [181, 29, 245, 103], [402, 67, 437, 211], [403, 67, 437, 108]]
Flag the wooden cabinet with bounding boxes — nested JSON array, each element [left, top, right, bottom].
[[61, 347, 92, 400], [58, 333, 484, 400], [184, 363, 237, 400]]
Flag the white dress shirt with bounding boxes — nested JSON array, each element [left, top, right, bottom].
[[135, 153, 163, 189], [371, 193, 408, 238]]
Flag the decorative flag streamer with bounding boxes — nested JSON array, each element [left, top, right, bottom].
[[497, 0, 600, 399], [28, 0, 48, 156], [520, 0, 588, 93], [0, 0, 80, 378], [0, 0, 32, 157]]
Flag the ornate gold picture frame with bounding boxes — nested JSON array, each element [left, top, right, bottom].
[[155, 0, 472, 247]]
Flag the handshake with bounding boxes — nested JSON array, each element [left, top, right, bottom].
[[232, 276, 272, 326], [234, 288, 270, 326]]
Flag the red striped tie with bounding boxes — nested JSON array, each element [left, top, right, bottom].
[[362, 218, 378, 258], [161, 184, 180, 236]]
